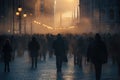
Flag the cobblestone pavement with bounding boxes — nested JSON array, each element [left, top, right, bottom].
[[0, 51, 119, 80]]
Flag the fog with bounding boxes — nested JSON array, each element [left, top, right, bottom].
[[33, 0, 85, 34], [0, 0, 112, 34], [33, 0, 102, 35]]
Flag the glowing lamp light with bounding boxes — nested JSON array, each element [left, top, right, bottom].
[[54, 0, 56, 5], [16, 12, 20, 16], [18, 7, 22, 12], [34, 20, 37, 23], [23, 14, 27, 17]]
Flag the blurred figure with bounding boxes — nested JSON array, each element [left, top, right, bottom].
[[17, 36, 24, 57], [63, 36, 68, 63], [110, 34, 120, 77], [10, 35, 16, 60], [47, 34, 54, 58], [28, 36, 40, 69], [71, 36, 78, 65], [53, 34, 65, 74], [39, 35, 47, 61], [76, 36, 84, 67], [2, 39, 12, 72], [41, 36, 47, 61], [87, 33, 108, 80]]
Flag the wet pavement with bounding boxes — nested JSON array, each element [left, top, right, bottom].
[[0, 51, 119, 80]]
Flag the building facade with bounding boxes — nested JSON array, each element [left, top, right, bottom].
[[0, 0, 15, 34], [80, 0, 120, 33], [35, 0, 54, 27], [0, 0, 37, 34]]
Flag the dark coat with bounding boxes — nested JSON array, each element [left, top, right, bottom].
[[53, 36, 65, 57], [2, 41, 12, 62], [28, 39, 40, 57], [87, 39, 108, 64]]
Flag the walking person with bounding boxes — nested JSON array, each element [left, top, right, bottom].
[[110, 34, 120, 78], [63, 36, 68, 63], [87, 33, 108, 80], [28, 36, 40, 69], [53, 34, 65, 74], [76, 36, 84, 67], [2, 39, 12, 72], [10, 35, 16, 61]]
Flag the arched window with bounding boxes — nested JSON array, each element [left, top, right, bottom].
[[109, 9, 114, 20]]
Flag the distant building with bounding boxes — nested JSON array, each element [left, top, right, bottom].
[[0, 0, 13, 34], [80, 0, 120, 33], [0, 0, 37, 34], [99, 0, 120, 33], [23, 0, 36, 14], [35, 0, 55, 27]]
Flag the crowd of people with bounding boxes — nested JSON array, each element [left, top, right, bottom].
[[0, 33, 120, 80]]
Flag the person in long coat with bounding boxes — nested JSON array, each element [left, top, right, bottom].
[[28, 36, 40, 69], [53, 34, 65, 73], [87, 33, 108, 80], [2, 39, 12, 72]]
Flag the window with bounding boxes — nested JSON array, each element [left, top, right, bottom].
[[101, 9, 105, 16], [109, 9, 114, 20]]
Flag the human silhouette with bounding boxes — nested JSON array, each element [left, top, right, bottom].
[[87, 33, 108, 80], [63, 37, 68, 63], [28, 36, 40, 69], [53, 34, 65, 74], [110, 34, 120, 77], [76, 36, 84, 67], [2, 39, 12, 72], [10, 35, 16, 60], [47, 34, 54, 58]]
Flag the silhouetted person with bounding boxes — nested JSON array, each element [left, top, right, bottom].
[[53, 34, 65, 74], [28, 36, 40, 69], [47, 34, 54, 58], [10, 35, 16, 60], [110, 34, 120, 77], [87, 33, 108, 80], [76, 36, 84, 67], [63, 37, 68, 63], [2, 39, 12, 72]]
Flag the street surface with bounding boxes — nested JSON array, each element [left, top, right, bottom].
[[0, 51, 119, 80]]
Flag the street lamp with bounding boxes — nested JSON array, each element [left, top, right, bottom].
[[16, 12, 20, 16], [23, 13, 27, 17], [18, 7, 22, 12], [30, 13, 33, 35], [23, 13, 27, 34], [16, 7, 22, 34], [16, 11, 20, 34]]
